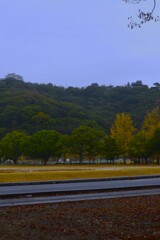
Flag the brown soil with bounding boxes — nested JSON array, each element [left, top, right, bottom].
[[0, 195, 160, 240]]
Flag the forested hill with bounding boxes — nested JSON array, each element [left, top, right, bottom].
[[0, 76, 160, 135]]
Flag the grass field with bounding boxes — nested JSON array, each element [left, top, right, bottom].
[[0, 165, 160, 183]]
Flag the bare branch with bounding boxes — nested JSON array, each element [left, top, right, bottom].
[[123, 0, 159, 28]]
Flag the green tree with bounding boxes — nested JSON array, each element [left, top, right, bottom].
[[32, 111, 54, 126], [101, 136, 120, 164], [59, 134, 72, 163], [0, 128, 7, 140], [111, 113, 136, 163], [69, 125, 104, 163], [148, 128, 160, 164], [0, 131, 29, 163], [27, 130, 62, 164]]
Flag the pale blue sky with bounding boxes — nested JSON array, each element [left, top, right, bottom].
[[0, 0, 160, 87]]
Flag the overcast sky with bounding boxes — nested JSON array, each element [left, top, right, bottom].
[[0, 0, 160, 87]]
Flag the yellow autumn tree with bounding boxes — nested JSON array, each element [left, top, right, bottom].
[[111, 113, 136, 162], [142, 107, 160, 139]]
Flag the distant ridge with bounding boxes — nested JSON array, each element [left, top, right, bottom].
[[0, 76, 159, 134]]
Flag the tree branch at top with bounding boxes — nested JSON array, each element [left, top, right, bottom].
[[123, 0, 159, 28]]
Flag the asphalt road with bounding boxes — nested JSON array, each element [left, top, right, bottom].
[[0, 188, 160, 207], [0, 177, 160, 197]]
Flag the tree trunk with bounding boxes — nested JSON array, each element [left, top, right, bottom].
[[43, 158, 48, 165], [144, 157, 148, 165], [79, 152, 83, 164]]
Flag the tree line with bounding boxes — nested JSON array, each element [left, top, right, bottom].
[[0, 107, 159, 165]]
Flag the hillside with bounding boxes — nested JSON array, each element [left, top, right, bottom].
[[0, 75, 160, 135]]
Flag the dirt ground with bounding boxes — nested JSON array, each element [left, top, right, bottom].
[[0, 195, 160, 240]]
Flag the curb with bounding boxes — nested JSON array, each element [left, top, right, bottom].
[[0, 175, 160, 187]]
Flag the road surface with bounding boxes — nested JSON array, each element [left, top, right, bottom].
[[0, 177, 160, 197], [0, 188, 160, 207]]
